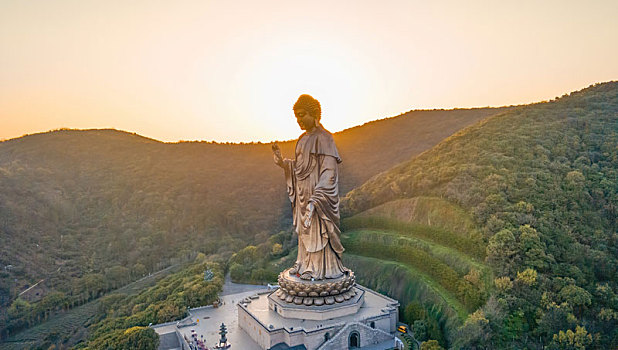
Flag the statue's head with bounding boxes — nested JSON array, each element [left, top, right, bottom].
[[293, 94, 321, 130]]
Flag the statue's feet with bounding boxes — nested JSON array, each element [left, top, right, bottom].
[[289, 263, 300, 275], [300, 272, 313, 280]]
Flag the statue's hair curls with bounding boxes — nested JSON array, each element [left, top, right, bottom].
[[293, 94, 321, 121]]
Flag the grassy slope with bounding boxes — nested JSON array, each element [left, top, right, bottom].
[[345, 254, 468, 319], [343, 229, 488, 278], [350, 197, 481, 240], [340, 196, 491, 343]]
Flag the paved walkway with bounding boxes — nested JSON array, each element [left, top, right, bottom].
[[153, 276, 269, 349], [220, 273, 267, 296]]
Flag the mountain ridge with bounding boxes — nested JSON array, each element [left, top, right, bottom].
[[0, 105, 506, 341], [2, 106, 511, 145], [2, 81, 616, 348]]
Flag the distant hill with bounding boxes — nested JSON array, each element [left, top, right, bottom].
[[0, 106, 504, 337], [342, 82, 618, 348], [335, 108, 508, 192]]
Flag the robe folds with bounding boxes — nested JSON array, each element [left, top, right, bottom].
[[283, 125, 345, 280]]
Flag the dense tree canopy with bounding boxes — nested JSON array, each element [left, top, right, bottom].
[[344, 82, 618, 348]]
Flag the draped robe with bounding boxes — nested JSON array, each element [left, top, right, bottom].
[[283, 125, 345, 280]]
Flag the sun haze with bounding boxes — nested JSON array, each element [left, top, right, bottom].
[[1, 0, 617, 142]]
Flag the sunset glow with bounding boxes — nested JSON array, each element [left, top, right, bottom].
[[1, 0, 617, 142]]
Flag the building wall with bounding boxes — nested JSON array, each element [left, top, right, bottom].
[[239, 303, 396, 350], [239, 304, 341, 349], [301, 325, 344, 349], [238, 306, 273, 349], [319, 322, 394, 350]]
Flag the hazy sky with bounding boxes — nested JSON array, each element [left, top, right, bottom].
[[1, 0, 617, 142]]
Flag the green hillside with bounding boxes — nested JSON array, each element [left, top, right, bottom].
[[342, 82, 618, 348], [341, 197, 490, 345], [4, 80, 617, 349], [0, 107, 502, 341], [0, 263, 185, 350]]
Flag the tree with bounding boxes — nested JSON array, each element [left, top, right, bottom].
[[421, 340, 445, 350], [486, 229, 517, 275], [558, 285, 591, 318], [516, 268, 537, 287], [549, 325, 592, 350], [271, 243, 283, 256], [229, 263, 246, 282], [156, 302, 182, 323], [404, 302, 426, 324], [132, 262, 147, 278], [8, 298, 32, 319], [537, 303, 576, 342], [250, 268, 277, 283], [564, 171, 585, 192], [413, 320, 428, 342], [79, 273, 106, 300], [106, 266, 130, 288], [454, 310, 491, 349], [494, 277, 513, 293], [518, 225, 549, 270], [118, 326, 159, 350]]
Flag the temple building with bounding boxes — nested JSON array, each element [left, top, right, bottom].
[[153, 282, 401, 350], [238, 284, 400, 349]]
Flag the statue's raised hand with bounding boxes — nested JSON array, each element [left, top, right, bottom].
[[272, 143, 283, 168]]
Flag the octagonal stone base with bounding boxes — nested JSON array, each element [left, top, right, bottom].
[[268, 287, 364, 321], [276, 268, 356, 306]]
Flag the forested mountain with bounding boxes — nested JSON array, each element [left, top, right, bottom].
[[342, 82, 618, 348], [6, 81, 616, 349], [0, 106, 503, 339]]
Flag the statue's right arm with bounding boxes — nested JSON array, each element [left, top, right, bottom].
[[273, 144, 295, 203], [272, 143, 284, 168]]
